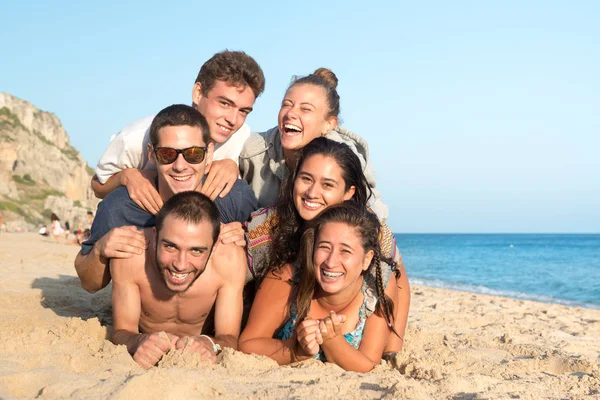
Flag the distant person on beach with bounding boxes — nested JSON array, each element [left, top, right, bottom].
[[241, 202, 398, 372], [239, 67, 388, 220], [91, 50, 265, 212], [111, 191, 246, 369], [239, 138, 409, 355], [74, 104, 254, 293], [50, 213, 64, 243], [83, 211, 94, 231]]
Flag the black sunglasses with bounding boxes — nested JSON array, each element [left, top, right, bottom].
[[153, 146, 207, 164]]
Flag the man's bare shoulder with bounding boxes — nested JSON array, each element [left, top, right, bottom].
[[209, 242, 247, 286], [110, 228, 154, 283]]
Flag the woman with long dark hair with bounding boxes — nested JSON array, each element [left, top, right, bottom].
[[240, 137, 409, 362]]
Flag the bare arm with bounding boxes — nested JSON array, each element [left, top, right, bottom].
[[110, 257, 145, 354], [110, 256, 175, 369], [208, 242, 247, 350], [74, 226, 146, 293], [392, 255, 410, 349], [238, 266, 312, 364], [91, 173, 123, 199], [319, 277, 398, 372]]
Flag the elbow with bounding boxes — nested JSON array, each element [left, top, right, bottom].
[[237, 338, 252, 354], [90, 175, 106, 199], [74, 256, 102, 294]]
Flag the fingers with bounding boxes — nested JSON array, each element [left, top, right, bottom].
[[123, 169, 163, 215], [201, 160, 239, 200], [101, 226, 146, 258], [219, 222, 245, 246], [315, 328, 324, 345], [218, 180, 234, 198], [330, 310, 343, 334]]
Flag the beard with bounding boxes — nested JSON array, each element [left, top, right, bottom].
[[155, 248, 206, 294]]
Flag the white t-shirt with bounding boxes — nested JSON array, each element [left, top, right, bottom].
[[95, 116, 251, 184]]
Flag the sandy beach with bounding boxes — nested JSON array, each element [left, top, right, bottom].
[[0, 232, 598, 399]]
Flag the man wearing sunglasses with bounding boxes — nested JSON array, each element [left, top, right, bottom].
[[90, 50, 265, 215], [75, 104, 256, 294]]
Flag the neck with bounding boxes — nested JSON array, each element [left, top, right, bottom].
[[314, 276, 364, 313], [283, 148, 301, 171]]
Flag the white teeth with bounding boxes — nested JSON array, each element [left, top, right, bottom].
[[170, 271, 189, 280], [303, 199, 321, 209], [219, 125, 231, 132], [323, 270, 343, 278], [284, 124, 302, 132], [172, 176, 191, 182]]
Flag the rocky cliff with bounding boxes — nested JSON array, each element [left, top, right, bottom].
[[0, 92, 100, 232]]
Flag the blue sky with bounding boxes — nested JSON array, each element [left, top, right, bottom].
[[2, 1, 598, 233]]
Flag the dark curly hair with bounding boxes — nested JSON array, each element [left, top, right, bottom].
[[268, 137, 372, 273], [295, 201, 397, 335]]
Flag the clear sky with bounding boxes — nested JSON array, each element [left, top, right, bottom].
[[2, 1, 598, 233]]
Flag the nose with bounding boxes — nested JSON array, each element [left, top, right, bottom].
[[171, 152, 187, 171], [306, 182, 319, 198], [285, 106, 298, 120], [324, 249, 340, 268], [173, 252, 187, 271], [223, 107, 237, 127]]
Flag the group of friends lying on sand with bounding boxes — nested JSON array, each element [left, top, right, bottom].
[[73, 51, 411, 373]]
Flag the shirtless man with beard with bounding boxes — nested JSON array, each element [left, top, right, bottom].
[[110, 191, 246, 368]]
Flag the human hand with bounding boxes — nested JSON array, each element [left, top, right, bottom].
[[201, 159, 239, 200], [121, 168, 162, 215], [316, 311, 347, 344], [175, 336, 217, 364], [295, 318, 321, 358], [133, 331, 178, 369], [97, 226, 146, 259], [219, 222, 246, 247]]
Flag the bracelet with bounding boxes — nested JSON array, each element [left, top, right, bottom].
[[199, 334, 222, 354]]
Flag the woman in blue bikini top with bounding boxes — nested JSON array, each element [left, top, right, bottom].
[[240, 202, 399, 372]]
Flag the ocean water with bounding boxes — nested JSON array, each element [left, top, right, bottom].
[[395, 234, 600, 309]]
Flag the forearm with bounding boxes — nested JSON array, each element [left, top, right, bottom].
[[111, 329, 148, 355], [321, 337, 378, 372], [91, 172, 123, 199], [238, 337, 311, 365], [212, 334, 239, 351], [74, 247, 110, 293]]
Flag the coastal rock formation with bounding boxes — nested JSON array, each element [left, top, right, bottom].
[[0, 92, 99, 232]]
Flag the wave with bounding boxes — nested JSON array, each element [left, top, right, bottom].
[[410, 278, 600, 310]]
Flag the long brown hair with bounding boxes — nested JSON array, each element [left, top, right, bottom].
[[268, 138, 372, 274], [295, 202, 397, 335]]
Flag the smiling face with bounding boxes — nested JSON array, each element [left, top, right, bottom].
[[155, 214, 215, 293], [193, 80, 256, 144], [149, 125, 211, 200], [278, 84, 338, 151], [313, 222, 374, 296], [293, 154, 356, 221]]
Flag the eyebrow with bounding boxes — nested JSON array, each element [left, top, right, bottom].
[[190, 246, 209, 252], [317, 239, 354, 250], [217, 95, 253, 113], [160, 239, 178, 248], [282, 98, 316, 109]]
